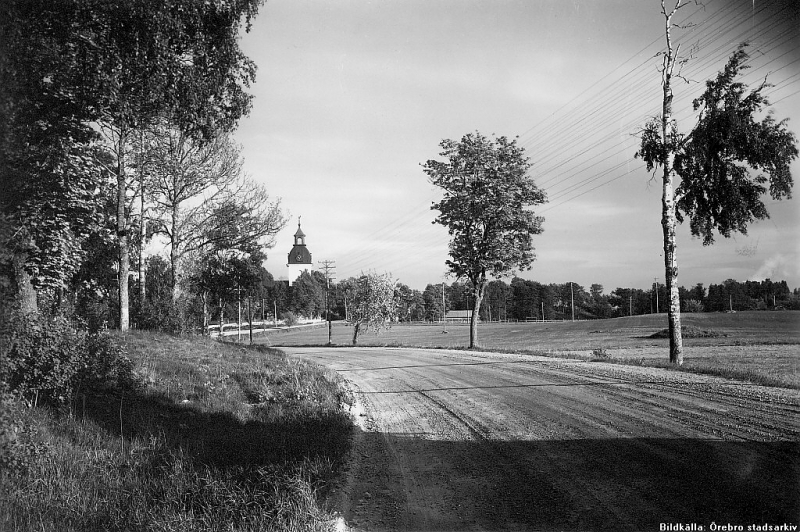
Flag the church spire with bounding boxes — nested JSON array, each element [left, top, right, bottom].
[[294, 217, 306, 245], [287, 217, 312, 285]]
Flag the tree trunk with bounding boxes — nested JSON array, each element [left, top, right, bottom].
[[116, 135, 130, 332], [662, 159, 684, 364], [248, 294, 253, 345], [352, 322, 360, 345], [661, 5, 684, 365], [12, 254, 38, 316], [170, 202, 180, 302], [202, 292, 209, 335], [138, 182, 146, 306], [219, 297, 224, 338], [469, 282, 485, 349]]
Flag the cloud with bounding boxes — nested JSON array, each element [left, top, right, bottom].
[[750, 254, 799, 282]]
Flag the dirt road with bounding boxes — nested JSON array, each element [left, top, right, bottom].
[[285, 347, 800, 531]]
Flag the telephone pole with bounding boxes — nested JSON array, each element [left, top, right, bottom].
[[654, 278, 659, 314], [441, 273, 449, 333], [570, 282, 575, 322], [319, 260, 336, 345]]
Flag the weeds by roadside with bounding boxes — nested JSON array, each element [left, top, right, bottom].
[[1, 330, 354, 532]]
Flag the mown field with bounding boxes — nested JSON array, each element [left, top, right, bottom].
[[257, 311, 800, 388]]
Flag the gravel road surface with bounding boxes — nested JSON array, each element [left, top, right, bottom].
[[284, 347, 800, 532]]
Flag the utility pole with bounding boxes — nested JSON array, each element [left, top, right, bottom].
[[654, 278, 659, 314], [570, 282, 575, 322], [248, 293, 253, 345], [319, 260, 336, 345], [441, 273, 448, 333]]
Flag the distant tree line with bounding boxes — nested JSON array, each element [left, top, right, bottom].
[[275, 274, 798, 326]]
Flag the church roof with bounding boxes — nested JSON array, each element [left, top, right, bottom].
[[294, 223, 305, 238]]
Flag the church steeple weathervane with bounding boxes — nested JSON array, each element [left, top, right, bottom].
[[294, 216, 306, 246]]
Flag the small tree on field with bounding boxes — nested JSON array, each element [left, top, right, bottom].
[[423, 132, 546, 348], [637, 3, 797, 366], [345, 272, 397, 346]]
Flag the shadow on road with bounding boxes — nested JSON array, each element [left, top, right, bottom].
[[349, 430, 799, 531]]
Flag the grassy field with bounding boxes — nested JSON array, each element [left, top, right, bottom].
[[257, 311, 800, 388], [1, 331, 353, 532]]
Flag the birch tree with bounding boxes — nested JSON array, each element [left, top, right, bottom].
[[637, 1, 797, 365], [147, 127, 242, 300], [2, 0, 264, 330]]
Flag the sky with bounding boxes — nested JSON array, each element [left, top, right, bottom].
[[232, 0, 800, 292]]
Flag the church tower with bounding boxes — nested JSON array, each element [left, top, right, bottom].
[[287, 220, 312, 286]]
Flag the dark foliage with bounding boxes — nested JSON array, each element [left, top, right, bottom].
[[675, 46, 797, 245]]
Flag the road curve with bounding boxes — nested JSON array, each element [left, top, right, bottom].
[[284, 347, 800, 532]]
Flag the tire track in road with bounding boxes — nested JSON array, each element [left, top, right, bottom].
[[287, 347, 800, 531]]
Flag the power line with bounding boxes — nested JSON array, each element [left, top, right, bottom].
[[330, 0, 799, 280]]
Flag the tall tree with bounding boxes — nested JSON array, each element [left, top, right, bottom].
[[424, 132, 546, 348], [638, 4, 797, 365], [290, 270, 325, 319], [636, 0, 689, 364], [482, 280, 511, 321], [2, 0, 264, 330], [421, 283, 446, 322], [145, 127, 279, 300], [0, 1, 110, 313]]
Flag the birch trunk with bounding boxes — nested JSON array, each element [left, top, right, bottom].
[[661, 0, 684, 365], [116, 133, 130, 332], [138, 183, 146, 305], [170, 201, 180, 302]]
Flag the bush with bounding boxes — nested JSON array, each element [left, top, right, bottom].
[[0, 312, 140, 407], [281, 311, 298, 327], [134, 297, 187, 333], [0, 314, 86, 406], [684, 299, 704, 313], [0, 393, 48, 476]]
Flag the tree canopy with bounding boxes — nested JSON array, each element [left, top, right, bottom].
[[344, 272, 398, 345], [674, 46, 797, 245], [0, 0, 265, 328], [637, 38, 797, 364]]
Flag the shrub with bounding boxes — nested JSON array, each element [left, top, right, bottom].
[[281, 311, 298, 327], [0, 393, 48, 476], [0, 314, 86, 406], [0, 313, 140, 407], [684, 299, 704, 313], [134, 297, 188, 333]]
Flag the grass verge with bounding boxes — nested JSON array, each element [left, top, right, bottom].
[[1, 330, 354, 532], [457, 345, 800, 390]]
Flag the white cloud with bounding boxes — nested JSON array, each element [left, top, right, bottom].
[[750, 254, 800, 282]]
